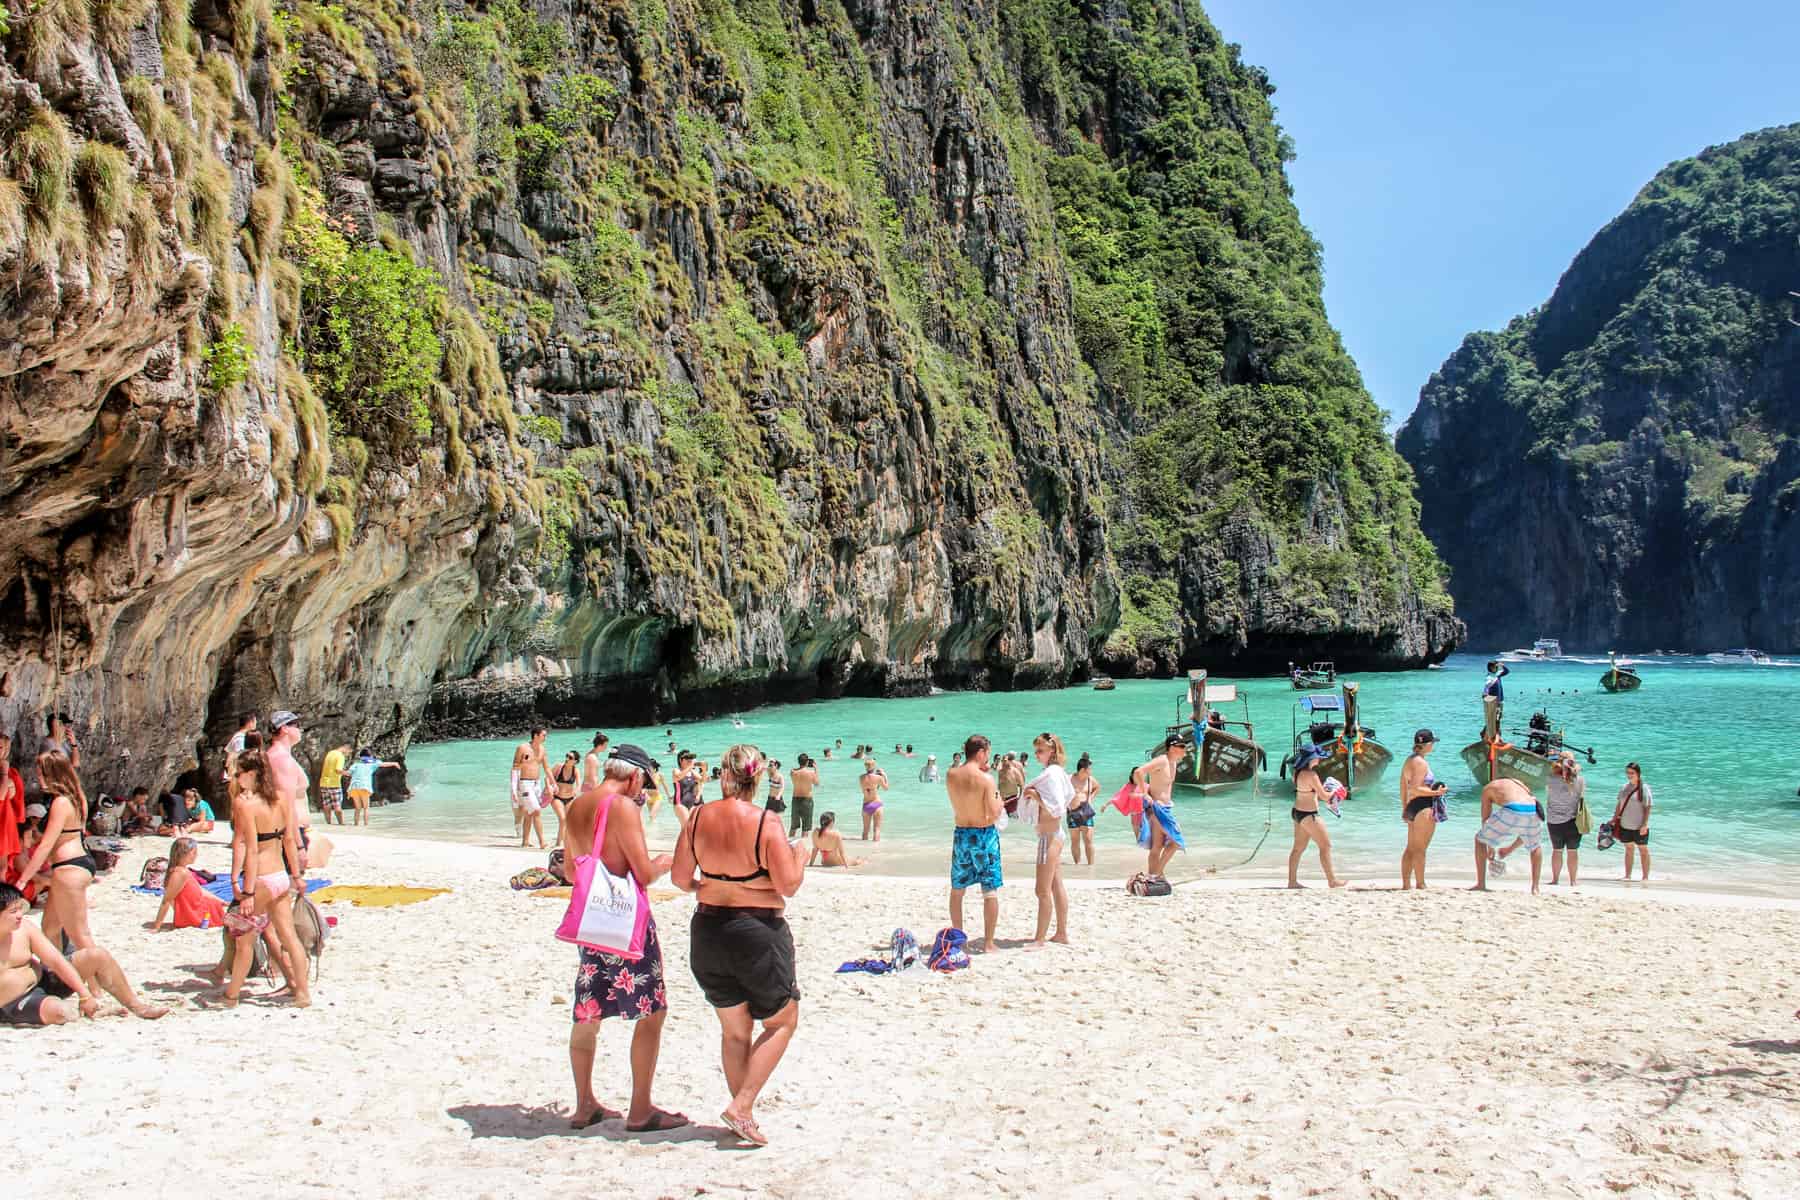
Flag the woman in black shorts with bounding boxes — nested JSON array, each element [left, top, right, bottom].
[[671, 743, 807, 1147], [1544, 751, 1585, 886]]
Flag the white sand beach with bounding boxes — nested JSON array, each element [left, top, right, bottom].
[[7, 829, 1800, 1198]]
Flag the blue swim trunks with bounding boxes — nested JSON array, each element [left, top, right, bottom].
[[950, 825, 1003, 893]]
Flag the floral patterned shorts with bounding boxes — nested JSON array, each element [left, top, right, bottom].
[[573, 914, 667, 1024]]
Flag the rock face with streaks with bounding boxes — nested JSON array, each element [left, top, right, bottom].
[[1, 0, 1452, 797], [1399, 125, 1800, 651]]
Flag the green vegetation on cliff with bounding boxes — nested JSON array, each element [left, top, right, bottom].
[[997, 0, 1451, 659], [1398, 123, 1800, 649]]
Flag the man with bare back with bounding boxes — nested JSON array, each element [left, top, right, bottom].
[[267, 712, 311, 868], [946, 735, 1004, 953]]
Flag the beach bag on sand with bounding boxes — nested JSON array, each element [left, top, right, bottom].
[[291, 892, 329, 980], [890, 928, 920, 971], [140, 856, 169, 891], [511, 866, 559, 891], [554, 797, 649, 960], [928, 928, 969, 972], [82, 837, 123, 873], [1127, 872, 1172, 897]]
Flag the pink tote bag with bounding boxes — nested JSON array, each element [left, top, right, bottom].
[[553, 794, 649, 960]]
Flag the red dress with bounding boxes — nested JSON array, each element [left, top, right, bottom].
[[0, 767, 24, 864], [170, 869, 228, 928]]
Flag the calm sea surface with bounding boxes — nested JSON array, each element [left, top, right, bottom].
[[388, 654, 1800, 893]]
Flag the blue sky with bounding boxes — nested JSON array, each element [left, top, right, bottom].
[[1203, 0, 1800, 428]]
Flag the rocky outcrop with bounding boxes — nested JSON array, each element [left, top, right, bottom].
[[1398, 124, 1800, 651], [2, 0, 1453, 800]]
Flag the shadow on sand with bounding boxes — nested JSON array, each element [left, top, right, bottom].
[[446, 1104, 737, 1147]]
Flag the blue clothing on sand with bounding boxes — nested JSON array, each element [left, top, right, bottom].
[[1137, 802, 1186, 850], [950, 825, 1003, 892]]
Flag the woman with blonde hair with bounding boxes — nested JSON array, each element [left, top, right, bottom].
[[671, 744, 807, 1146], [16, 750, 97, 952], [224, 749, 311, 1007], [1019, 732, 1073, 947]]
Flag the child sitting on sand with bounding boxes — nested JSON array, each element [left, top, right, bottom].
[[808, 812, 866, 868]]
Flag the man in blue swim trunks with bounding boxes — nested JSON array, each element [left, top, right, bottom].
[[946, 734, 1004, 953]]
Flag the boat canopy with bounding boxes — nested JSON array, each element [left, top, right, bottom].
[[1203, 684, 1238, 703], [1299, 695, 1342, 712]]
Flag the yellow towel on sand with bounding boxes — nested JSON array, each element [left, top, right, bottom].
[[311, 885, 451, 908]]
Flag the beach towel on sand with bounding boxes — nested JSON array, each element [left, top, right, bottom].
[[310, 885, 449, 908], [136, 878, 332, 899], [1136, 803, 1186, 851]]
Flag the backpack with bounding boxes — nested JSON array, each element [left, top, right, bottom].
[[510, 866, 559, 891], [82, 837, 124, 873], [290, 891, 329, 980], [1128, 872, 1173, 897], [928, 928, 970, 972], [890, 928, 920, 971], [140, 856, 169, 891]]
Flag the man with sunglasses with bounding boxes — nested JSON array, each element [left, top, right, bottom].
[[559, 744, 684, 1133]]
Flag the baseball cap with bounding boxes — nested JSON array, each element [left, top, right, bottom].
[[1413, 728, 1437, 746], [608, 744, 660, 775], [25, 803, 48, 819], [270, 711, 303, 731]]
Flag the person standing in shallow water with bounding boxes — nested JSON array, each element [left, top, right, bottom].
[[671, 745, 807, 1147], [560, 744, 684, 1133], [1398, 729, 1447, 890], [1066, 754, 1099, 865], [858, 758, 888, 841], [787, 754, 818, 837]]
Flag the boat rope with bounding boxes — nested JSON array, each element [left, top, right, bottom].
[[1170, 769, 1276, 886]]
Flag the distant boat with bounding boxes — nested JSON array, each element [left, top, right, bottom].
[[1155, 670, 1265, 793], [1282, 681, 1393, 791], [730, 715, 746, 728], [1707, 648, 1772, 665], [1600, 652, 1641, 693], [1287, 660, 1337, 689], [1426, 662, 1445, 671], [1092, 676, 1116, 691], [1500, 639, 1563, 662]]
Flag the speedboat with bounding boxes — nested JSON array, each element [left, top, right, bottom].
[[1707, 648, 1772, 665], [1287, 660, 1337, 689], [1500, 639, 1563, 662]]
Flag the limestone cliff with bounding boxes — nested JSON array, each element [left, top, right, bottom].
[[1, 0, 1453, 796], [1398, 124, 1800, 651]]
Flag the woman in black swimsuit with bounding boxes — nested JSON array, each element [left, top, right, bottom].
[[671, 744, 807, 1147], [16, 751, 97, 953], [1287, 744, 1346, 890], [549, 750, 581, 846]]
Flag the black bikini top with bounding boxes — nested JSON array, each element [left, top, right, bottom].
[[256, 828, 286, 843], [696, 806, 772, 883]]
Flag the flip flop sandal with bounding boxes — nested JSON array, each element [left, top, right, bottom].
[[721, 1110, 767, 1146], [626, 1110, 690, 1133], [570, 1106, 621, 1129]]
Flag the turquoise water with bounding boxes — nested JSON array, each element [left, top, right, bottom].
[[390, 654, 1800, 891]]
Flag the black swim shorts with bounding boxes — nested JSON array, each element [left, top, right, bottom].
[[689, 906, 800, 1020], [1547, 819, 1581, 850], [1404, 797, 1435, 821], [1614, 825, 1649, 845]]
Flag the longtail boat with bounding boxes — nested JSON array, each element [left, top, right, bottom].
[[1282, 680, 1393, 791], [1154, 669, 1266, 793]]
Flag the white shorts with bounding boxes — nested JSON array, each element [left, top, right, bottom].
[[1477, 805, 1542, 852], [517, 778, 544, 813]]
